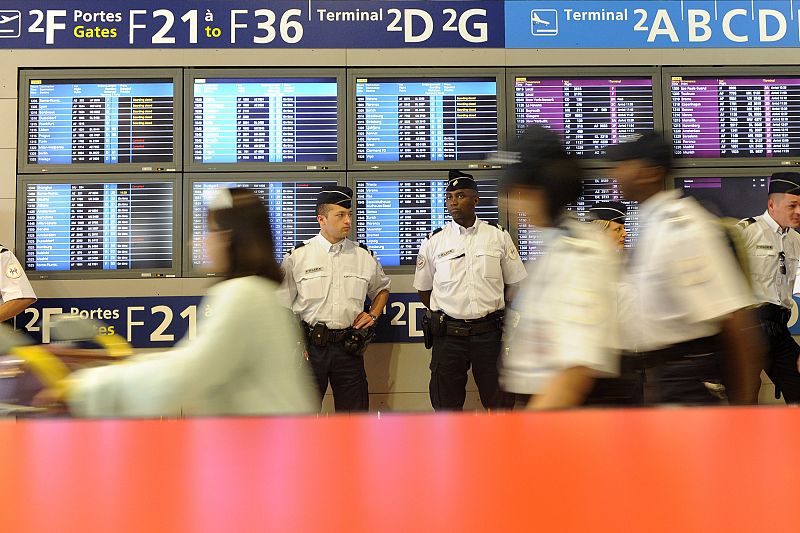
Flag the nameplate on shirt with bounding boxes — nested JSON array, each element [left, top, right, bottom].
[[305, 267, 324, 274], [756, 245, 774, 250], [436, 249, 457, 259]]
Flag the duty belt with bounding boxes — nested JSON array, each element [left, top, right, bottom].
[[628, 334, 723, 371], [756, 303, 791, 325], [441, 311, 504, 337], [302, 322, 349, 345]]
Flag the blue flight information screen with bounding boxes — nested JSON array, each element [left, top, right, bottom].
[[191, 180, 338, 270], [355, 77, 499, 162], [24, 181, 175, 272], [355, 178, 499, 266], [192, 78, 339, 164], [27, 79, 175, 165]]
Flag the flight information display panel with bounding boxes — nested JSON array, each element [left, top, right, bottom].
[[190, 180, 338, 271], [513, 77, 655, 158], [674, 176, 768, 220], [23, 180, 176, 275], [355, 178, 499, 267], [354, 77, 499, 163], [516, 178, 638, 262], [670, 76, 800, 159], [26, 78, 175, 167], [192, 77, 339, 165]]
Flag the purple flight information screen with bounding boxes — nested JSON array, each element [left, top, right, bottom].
[[675, 176, 768, 220], [513, 77, 655, 158], [671, 76, 800, 159]]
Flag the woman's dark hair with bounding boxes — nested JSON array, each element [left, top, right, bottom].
[[207, 188, 283, 283], [503, 125, 584, 220]]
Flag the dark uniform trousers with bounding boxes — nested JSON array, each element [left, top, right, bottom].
[[639, 335, 725, 405], [430, 315, 507, 410], [306, 339, 369, 413], [758, 304, 800, 404], [583, 355, 645, 407]]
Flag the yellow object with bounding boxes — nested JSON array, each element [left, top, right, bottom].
[[9, 346, 70, 388], [91, 334, 134, 358]]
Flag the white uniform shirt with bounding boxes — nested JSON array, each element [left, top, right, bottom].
[[279, 234, 391, 329], [413, 218, 527, 320], [738, 211, 800, 309], [623, 190, 755, 352], [69, 276, 318, 417], [500, 219, 620, 394], [0, 249, 36, 303]]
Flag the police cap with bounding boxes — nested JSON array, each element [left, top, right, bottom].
[[588, 201, 627, 223], [768, 172, 800, 195], [605, 131, 673, 170], [446, 170, 478, 192], [317, 186, 353, 209]]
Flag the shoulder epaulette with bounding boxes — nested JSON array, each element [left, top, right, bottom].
[[358, 242, 375, 256], [427, 227, 444, 239], [487, 221, 505, 232], [737, 217, 757, 229], [288, 242, 306, 255], [0, 246, 7, 254]]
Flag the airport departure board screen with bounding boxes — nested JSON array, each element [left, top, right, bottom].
[[26, 78, 175, 166], [355, 178, 499, 267], [190, 180, 338, 269], [354, 77, 499, 162], [513, 77, 655, 158], [517, 178, 638, 262], [23, 181, 175, 274], [192, 78, 339, 165], [670, 76, 800, 159], [675, 176, 768, 220]]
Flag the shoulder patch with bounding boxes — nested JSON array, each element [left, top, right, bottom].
[[737, 217, 757, 229], [358, 242, 375, 256], [487, 221, 505, 232], [289, 242, 306, 255], [427, 227, 444, 240]]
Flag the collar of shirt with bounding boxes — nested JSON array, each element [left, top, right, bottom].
[[449, 217, 482, 236], [638, 189, 681, 223], [762, 210, 789, 236], [312, 233, 349, 254]]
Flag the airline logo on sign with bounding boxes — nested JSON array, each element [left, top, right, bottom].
[[530, 9, 558, 36]]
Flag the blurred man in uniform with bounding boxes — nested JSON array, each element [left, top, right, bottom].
[[280, 186, 390, 412], [738, 173, 800, 403], [607, 132, 762, 405], [0, 246, 36, 324], [414, 170, 527, 411], [498, 126, 621, 409]]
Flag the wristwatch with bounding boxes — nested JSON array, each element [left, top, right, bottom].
[[368, 313, 379, 322]]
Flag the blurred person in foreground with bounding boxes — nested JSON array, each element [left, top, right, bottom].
[[607, 132, 762, 405], [738, 172, 800, 403], [499, 125, 621, 409], [42, 188, 319, 417]]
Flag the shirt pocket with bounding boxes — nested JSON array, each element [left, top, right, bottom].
[[297, 269, 329, 300], [433, 253, 463, 284], [475, 249, 503, 279], [749, 249, 778, 282], [343, 272, 369, 300]]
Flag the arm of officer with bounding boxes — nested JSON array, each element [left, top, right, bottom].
[[413, 239, 434, 310], [353, 257, 391, 330], [276, 253, 297, 309], [720, 308, 764, 405], [0, 251, 37, 322], [527, 366, 596, 410], [0, 298, 36, 322]]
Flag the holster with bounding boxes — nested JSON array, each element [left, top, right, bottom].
[[421, 310, 433, 349], [310, 323, 328, 347], [343, 326, 375, 356]]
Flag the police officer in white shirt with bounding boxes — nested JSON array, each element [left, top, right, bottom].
[[606, 132, 762, 405], [0, 246, 36, 323], [738, 173, 800, 403], [414, 170, 527, 411], [499, 125, 620, 409], [280, 186, 390, 412]]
